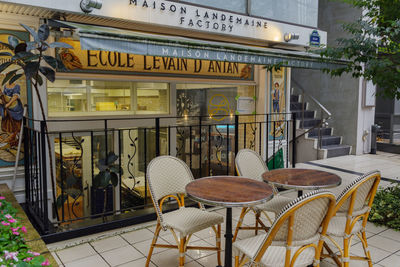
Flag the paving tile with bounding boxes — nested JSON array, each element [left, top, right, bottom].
[[377, 253, 400, 267], [367, 235, 400, 253], [91, 235, 129, 253], [196, 252, 226, 266], [185, 239, 218, 260], [50, 251, 63, 266], [120, 228, 155, 244], [150, 248, 195, 266], [56, 243, 97, 264], [350, 242, 392, 263], [116, 257, 156, 267], [101, 245, 143, 266], [378, 229, 400, 242], [366, 222, 387, 234], [64, 254, 109, 267], [133, 237, 170, 256]]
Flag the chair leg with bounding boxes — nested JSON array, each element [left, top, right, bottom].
[[234, 256, 239, 267], [146, 222, 161, 267], [216, 224, 222, 266], [255, 212, 260, 235], [343, 237, 350, 267], [360, 231, 373, 267], [179, 236, 186, 267], [233, 207, 248, 242]]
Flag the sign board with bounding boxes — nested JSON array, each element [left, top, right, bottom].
[[309, 30, 321, 47], [59, 38, 254, 80], [236, 96, 255, 115]]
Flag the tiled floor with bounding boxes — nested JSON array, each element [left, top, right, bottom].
[[48, 152, 400, 267]]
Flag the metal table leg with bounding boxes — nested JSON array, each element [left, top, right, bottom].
[[222, 207, 233, 267]]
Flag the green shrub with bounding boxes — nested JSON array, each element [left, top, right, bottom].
[[369, 184, 400, 230], [0, 195, 50, 266]]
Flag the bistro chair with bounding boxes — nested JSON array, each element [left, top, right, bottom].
[[321, 170, 381, 267], [146, 156, 224, 267], [233, 190, 336, 267], [233, 149, 293, 241]]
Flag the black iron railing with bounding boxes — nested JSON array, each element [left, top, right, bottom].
[[24, 113, 296, 241]]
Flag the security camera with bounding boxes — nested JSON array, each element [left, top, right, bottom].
[[80, 0, 102, 13]]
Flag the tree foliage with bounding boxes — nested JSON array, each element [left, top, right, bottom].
[[320, 0, 400, 99]]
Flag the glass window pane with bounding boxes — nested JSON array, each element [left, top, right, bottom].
[[48, 80, 87, 114], [88, 80, 131, 112], [182, 0, 247, 13], [136, 82, 169, 114], [250, 0, 318, 27]]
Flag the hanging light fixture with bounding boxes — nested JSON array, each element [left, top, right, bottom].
[[80, 0, 103, 13]]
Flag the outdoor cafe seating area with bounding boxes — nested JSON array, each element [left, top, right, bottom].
[[143, 149, 381, 267]]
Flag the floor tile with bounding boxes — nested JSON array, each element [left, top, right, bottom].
[[185, 239, 218, 260], [120, 228, 155, 244], [116, 257, 156, 267], [50, 251, 63, 266], [378, 229, 400, 242], [91, 235, 129, 253], [161, 232, 200, 245], [196, 252, 226, 266], [133, 237, 170, 256], [350, 242, 392, 263], [366, 222, 387, 234], [101, 245, 143, 266], [377, 253, 400, 267], [367, 235, 400, 253], [150, 248, 195, 266], [56, 243, 97, 264], [64, 254, 109, 267]]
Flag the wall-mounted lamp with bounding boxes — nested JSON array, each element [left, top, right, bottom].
[[80, 0, 103, 13], [284, 33, 300, 42]]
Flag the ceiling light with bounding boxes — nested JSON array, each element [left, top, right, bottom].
[[80, 0, 102, 13]]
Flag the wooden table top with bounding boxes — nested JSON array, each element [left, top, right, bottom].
[[262, 168, 341, 190], [186, 176, 274, 207]]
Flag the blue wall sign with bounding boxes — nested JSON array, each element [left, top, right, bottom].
[[310, 30, 321, 47]]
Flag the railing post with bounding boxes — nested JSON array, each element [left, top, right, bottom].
[[104, 119, 108, 164], [23, 116, 30, 208], [292, 113, 296, 168], [40, 120, 49, 233], [234, 115, 239, 157], [155, 118, 160, 157]]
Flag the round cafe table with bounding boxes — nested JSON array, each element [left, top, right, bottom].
[[186, 176, 274, 267], [262, 168, 342, 196]]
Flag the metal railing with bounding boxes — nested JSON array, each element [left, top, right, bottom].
[[24, 113, 296, 240]]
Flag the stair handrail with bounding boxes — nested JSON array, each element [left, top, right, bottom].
[[292, 79, 331, 119], [291, 79, 332, 155]]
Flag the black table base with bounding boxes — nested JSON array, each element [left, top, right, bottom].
[[217, 207, 233, 267]]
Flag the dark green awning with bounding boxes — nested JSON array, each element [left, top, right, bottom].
[[52, 20, 346, 70]]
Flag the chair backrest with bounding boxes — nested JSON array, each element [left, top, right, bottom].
[[147, 156, 195, 223], [253, 190, 336, 264], [335, 170, 381, 217], [235, 149, 267, 181]]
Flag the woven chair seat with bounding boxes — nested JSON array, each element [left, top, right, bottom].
[[163, 207, 224, 237], [255, 195, 293, 214], [234, 234, 316, 267], [326, 216, 362, 237]]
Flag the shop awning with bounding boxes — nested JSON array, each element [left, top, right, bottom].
[[51, 20, 346, 70]]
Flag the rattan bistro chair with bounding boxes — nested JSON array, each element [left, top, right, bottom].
[[233, 149, 293, 241], [146, 156, 224, 267], [321, 170, 381, 267], [233, 190, 336, 267]]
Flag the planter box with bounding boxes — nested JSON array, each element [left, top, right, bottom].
[[0, 184, 58, 266]]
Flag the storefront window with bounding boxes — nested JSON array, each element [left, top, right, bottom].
[[48, 80, 169, 116]]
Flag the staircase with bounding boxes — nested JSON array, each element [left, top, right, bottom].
[[290, 94, 352, 159]]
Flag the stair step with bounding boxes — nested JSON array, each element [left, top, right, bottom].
[[290, 102, 307, 111], [311, 135, 341, 146], [321, 145, 351, 158], [300, 119, 321, 128], [290, 94, 299, 102], [308, 127, 332, 137], [292, 110, 315, 119]]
